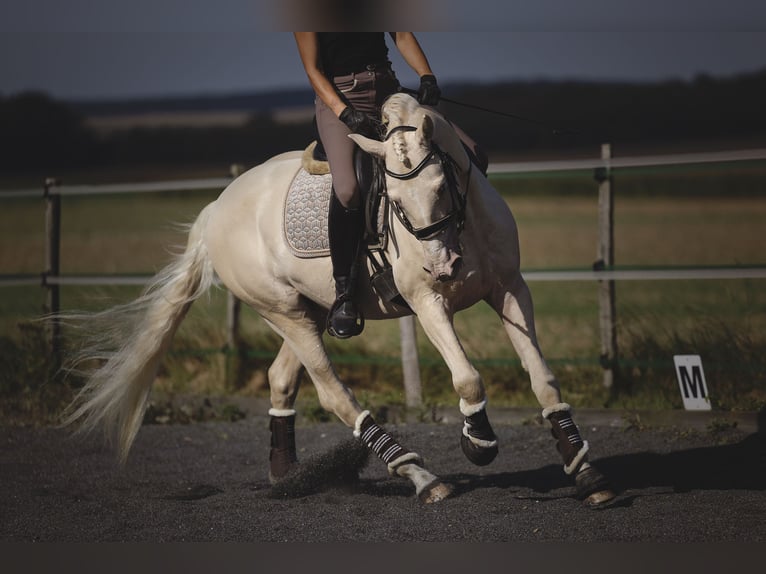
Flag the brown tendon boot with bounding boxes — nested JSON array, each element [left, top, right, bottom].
[[268, 408, 298, 483], [543, 403, 616, 506], [543, 403, 590, 475]]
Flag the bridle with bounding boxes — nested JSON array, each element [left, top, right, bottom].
[[382, 125, 472, 241]]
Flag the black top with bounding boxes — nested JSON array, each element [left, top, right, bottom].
[[318, 33, 390, 77]]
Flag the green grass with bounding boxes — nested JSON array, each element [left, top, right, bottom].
[[1, 166, 765, 422]]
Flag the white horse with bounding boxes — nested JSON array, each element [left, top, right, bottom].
[[62, 93, 615, 506]]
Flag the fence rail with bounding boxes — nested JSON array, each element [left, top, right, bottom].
[[3, 147, 765, 403], [487, 147, 766, 174], [4, 265, 766, 290]]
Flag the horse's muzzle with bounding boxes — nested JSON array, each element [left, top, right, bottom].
[[421, 225, 462, 282], [436, 254, 462, 282], [423, 244, 462, 282]]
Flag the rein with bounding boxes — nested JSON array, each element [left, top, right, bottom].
[[382, 125, 471, 241]]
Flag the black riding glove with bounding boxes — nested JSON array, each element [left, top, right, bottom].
[[339, 106, 377, 138], [417, 74, 441, 106]]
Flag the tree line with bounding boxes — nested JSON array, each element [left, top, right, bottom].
[[2, 69, 765, 177]]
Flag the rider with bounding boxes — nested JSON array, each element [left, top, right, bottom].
[[294, 32, 442, 339]]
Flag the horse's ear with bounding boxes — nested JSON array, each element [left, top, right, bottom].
[[429, 112, 467, 164], [348, 134, 386, 159], [417, 112, 434, 142]]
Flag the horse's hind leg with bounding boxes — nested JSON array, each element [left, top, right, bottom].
[[267, 342, 304, 482], [489, 275, 616, 506], [261, 307, 452, 502]]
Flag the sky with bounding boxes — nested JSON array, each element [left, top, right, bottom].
[[1, 0, 765, 101]]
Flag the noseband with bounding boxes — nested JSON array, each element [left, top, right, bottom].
[[383, 125, 472, 241]]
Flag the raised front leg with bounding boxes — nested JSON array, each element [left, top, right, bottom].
[[488, 274, 561, 409], [411, 292, 498, 466]]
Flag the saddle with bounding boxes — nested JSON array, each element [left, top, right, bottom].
[[285, 141, 406, 308]]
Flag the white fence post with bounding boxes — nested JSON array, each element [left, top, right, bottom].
[[399, 316, 422, 408], [44, 177, 62, 363], [225, 164, 244, 388], [595, 143, 618, 389], [225, 164, 243, 350]]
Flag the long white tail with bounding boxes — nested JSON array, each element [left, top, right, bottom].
[[61, 204, 216, 463]]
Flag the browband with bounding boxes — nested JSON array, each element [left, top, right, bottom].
[[384, 125, 417, 140]]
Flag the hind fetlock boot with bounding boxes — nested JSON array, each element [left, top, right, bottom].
[[327, 192, 365, 339]]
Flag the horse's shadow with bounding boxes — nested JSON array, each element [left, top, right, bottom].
[[445, 430, 766, 504], [265, 416, 766, 503]]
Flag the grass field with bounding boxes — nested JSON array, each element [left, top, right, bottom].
[[2, 163, 765, 419]]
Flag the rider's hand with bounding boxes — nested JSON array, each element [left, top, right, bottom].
[[417, 74, 441, 106], [339, 106, 377, 138]]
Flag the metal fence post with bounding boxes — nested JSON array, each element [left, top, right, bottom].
[[594, 144, 618, 389], [44, 177, 62, 363], [399, 316, 422, 408]]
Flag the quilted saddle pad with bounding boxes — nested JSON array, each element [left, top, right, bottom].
[[283, 168, 333, 258]]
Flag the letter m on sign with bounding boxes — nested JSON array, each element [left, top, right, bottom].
[[673, 355, 711, 411]]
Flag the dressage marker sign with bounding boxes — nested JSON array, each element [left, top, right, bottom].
[[673, 355, 712, 411]]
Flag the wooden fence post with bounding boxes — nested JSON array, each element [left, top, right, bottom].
[[225, 164, 244, 388], [399, 316, 422, 408], [44, 177, 62, 363], [594, 144, 618, 389]]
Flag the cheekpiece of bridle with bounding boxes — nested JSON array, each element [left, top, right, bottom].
[[382, 125, 471, 241]]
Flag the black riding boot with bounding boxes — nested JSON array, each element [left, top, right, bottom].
[[327, 192, 365, 339]]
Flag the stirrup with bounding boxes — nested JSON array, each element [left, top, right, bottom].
[[327, 295, 364, 339]]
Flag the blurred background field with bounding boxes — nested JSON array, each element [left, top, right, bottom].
[[2, 160, 765, 423]]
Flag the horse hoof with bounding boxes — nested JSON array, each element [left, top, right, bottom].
[[583, 489, 617, 508], [418, 480, 454, 504], [460, 434, 498, 466], [575, 466, 616, 508]]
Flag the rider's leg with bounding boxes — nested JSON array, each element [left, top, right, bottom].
[[327, 192, 365, 338], [316, 93, 365, 338]]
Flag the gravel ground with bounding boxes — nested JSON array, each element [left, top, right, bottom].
[[2, 409, 765, 542]]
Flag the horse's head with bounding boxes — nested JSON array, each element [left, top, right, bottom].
[[350, 93, 470, 282]]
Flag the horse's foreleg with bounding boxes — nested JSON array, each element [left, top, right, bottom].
[[489, 275, 561, 408], [414, 295, 499, 466], [489, 276, 616, 506], [354, 410, 452, 502], [267, 342, 304, 482], [262, 309, 451, 501]]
